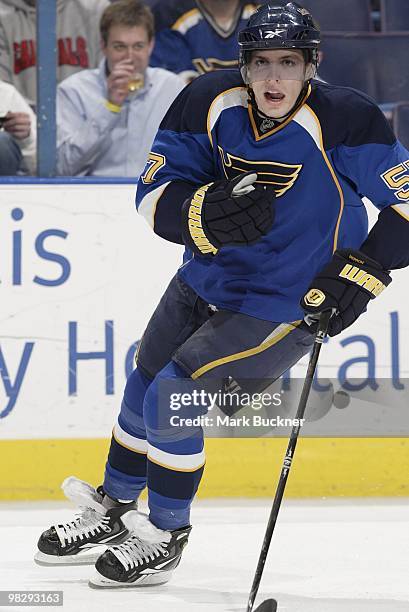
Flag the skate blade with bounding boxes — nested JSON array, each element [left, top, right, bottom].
[[254, 598, 278, 612], [34, 547, 106, 566], [88, 569, 173, 589]]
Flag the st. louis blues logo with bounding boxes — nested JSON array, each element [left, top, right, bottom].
[[218, 147, 303, 198]]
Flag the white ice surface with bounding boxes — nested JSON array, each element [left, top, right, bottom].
[[0, 498, 408, 612]]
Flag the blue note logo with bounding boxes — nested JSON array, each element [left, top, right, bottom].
[[218, 147, 302, 198]]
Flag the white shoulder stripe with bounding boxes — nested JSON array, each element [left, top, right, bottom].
[[113, 422, 148, 453], [293, 106, 322, 151], [392, 202, 409, 220], [243, 4, 257, 19], [172, 10, 202, 35], [138, 182, 170, 228], [208, 88, 248, 145], [148, 443, 205, 471]]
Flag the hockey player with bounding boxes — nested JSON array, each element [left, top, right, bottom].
[[35, 2, 409, 589], [149, 0, 261, 81]]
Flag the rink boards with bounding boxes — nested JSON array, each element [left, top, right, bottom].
[[0, 182, 408, 500], [2, 437, 409, 500]]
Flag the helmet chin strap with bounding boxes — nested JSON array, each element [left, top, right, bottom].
[[248, 81, 310, 123]]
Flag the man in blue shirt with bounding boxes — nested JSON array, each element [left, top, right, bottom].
[[56, 0, 184, 176]]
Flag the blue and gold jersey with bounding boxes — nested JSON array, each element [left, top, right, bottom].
[[150, 0, 259, 79], [136, 71, 409, 322]]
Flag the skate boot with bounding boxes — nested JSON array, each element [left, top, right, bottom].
[[34, 477, 137, 566], [89, 512, 191, 588]]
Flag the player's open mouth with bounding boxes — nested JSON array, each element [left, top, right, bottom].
[[264, 91, 285, 105]]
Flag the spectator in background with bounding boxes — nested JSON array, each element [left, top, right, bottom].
[[149, 0, 261, 81], [0, 78, 36, 174], [56, 0, 184, 177], [0, 0, 109, 106]]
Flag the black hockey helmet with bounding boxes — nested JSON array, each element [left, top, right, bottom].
[[238, 2, 320, 72]]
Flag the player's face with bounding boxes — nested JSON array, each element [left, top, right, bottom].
[[248, 49, 308, 119], [102, 25, 154, 74]]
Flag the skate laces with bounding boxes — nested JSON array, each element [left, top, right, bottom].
[[111, 534, 170, 570], [112, 512, 172, 570], [54, 476, 109, 547], [55, 509, 111, 547]]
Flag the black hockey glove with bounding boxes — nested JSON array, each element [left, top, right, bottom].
[[301, 249, 392, 337], [181, 172, 275, 256]]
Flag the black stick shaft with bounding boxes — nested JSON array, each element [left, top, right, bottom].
[[246, 311, 332, 612]]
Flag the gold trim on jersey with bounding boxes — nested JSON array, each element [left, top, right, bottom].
[[193, 57, 238, 74], [190, 321, 302, 380], [304, 104, 345, 253], [391, 203, 409, 222], [171, 2, 258, 38], [207, 86, 248, 148], [243, 3, 259, 19], [218, 147, 302, 197], [171, 8, 201, 33], [248, 84, 312, 141]]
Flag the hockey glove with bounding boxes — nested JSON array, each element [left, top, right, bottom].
[[301, 249, 392, 337], [181, 172, 275, 256]]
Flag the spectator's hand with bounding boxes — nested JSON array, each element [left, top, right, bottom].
[[107, 60, 135, 107], [3, 112, 31, 140]]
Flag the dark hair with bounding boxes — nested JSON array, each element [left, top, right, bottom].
[[100, 0, 154, 45]]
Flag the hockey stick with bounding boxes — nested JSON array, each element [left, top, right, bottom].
[[246, 309, 333, 612]]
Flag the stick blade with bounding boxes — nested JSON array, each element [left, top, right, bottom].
[[254, 598, 278, 612]]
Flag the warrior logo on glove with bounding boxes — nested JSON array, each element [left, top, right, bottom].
[[186, 183, 217, 255], [304, 289, 326, 307], [338, 258, 386, 296], [301, 249, 392, 337]]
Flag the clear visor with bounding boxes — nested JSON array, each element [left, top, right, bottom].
[[242, 54, 316, 84]]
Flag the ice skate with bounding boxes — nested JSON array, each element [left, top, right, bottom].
[[34, 477, 137, 566], [89, 512, 191, 588]]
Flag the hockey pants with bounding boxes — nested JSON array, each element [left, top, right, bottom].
[[103, 273, 314, 530]]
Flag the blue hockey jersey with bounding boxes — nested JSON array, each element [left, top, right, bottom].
[[136, 71, 409, 323], [150, 0, 259, 78]]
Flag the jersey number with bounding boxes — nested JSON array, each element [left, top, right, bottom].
[[141, 153, 166, 185], [381, 160, 409, 202]]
